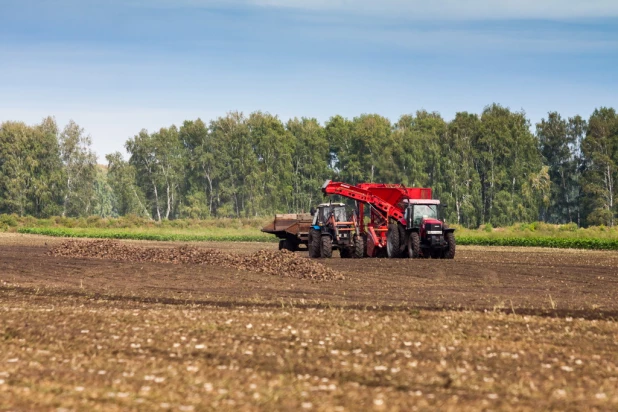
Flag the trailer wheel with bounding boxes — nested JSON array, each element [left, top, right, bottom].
[[279, 239, 297, 252], [406, 232, 420, 258], [287, 239, 298, 252], [321, 235, 332, 258], [353, 234, 365, 258], [387, 224, 402, 258], [443, 232, 456, 259], [308, 229, 321, 258]]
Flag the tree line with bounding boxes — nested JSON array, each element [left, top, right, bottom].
[[1, 104, 617, 227]]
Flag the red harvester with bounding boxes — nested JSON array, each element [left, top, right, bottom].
[[321, 180, 455, 259]]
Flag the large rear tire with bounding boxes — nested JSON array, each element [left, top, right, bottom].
[[321, 235, 333, 258], [387, 223, 402, 258], [443, 231, 456, 259], [308, 229, 321, 258], [406, 232, 420, 258], [353, 234, 365, 258]]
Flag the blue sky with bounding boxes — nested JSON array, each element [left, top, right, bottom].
[[1, 0, 617, 161]]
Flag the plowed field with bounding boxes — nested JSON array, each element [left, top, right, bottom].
[[1, 234, 617, 411]]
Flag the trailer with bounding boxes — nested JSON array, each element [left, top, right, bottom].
[[321, 180, 455, 259], [261, 213, 313, 251]]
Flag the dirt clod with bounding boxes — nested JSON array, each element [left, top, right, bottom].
[[47, 240, 344, 281]]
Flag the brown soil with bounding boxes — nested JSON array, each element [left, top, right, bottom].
[[1, 234, 617, 411], [2, 235, 616, 318]]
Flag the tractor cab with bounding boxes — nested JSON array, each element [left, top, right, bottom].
[[403, 199, 451, 253], [404, 199, 443, 229], [312, 203, 348, 226]]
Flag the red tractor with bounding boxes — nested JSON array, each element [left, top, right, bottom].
[[321, 180, 455, 259]]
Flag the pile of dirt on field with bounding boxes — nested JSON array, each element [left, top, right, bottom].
[[48, 240, 344, 282]]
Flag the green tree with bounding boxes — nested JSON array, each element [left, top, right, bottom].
[[350, 114, 392, 183], [247, 112, 293, 214], [58, 120, 97, 217], [0, 118, 63, 217], [125, 126, 184, 221], [391, 114, 427, 187], [287, 117, 329, 212], [180, 118, 219, 218], [581, 107, 618, 226], [91, 166, 114, 218], [475, 104, 543, 225], [325, 115, 356, 182], [105, 152, 150, 218], [208, 112, 255, 217], [537, 112, 586, 224], [390, 111, 447, 190], [444, 112, 482, 227]]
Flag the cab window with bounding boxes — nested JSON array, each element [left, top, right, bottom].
[[413, 205, 438, 226], [333, 207, 347, 222]]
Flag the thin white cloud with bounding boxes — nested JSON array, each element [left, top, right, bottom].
[[312, 26, 618, 54], [252, 0, 618, 19], [141, 0, 618, 20]]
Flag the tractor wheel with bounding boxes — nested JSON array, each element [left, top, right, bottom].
[[398, 224, 407, 256], [308, 229, 321, 258], [340, 247, 352, 259], [387, 224, 402, 258], [443, 232, 456, 259], [321, 235, 333, 258], [353, 234, 365, 258], [406, 232, 421, 258]]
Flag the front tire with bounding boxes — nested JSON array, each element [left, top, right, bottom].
[[321, 235, 333, 258], [406, 232, 420, 258], [353, 234, 365, 258], [308, 229, 321, 258], [443, 231, 456, 259], [387, 223, 402, 258]]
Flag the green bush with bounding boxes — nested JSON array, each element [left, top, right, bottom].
[[0, 214, 19, 227], [456, 236, 618, 250], [559, 222, 578, 232], [86, 215, 102, 227], [17, 227, 276, 243]]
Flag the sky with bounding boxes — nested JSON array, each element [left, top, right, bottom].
[[1, 0, 617, 161]]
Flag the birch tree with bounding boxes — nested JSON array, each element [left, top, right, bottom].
[[581, 108, 618, 226], [58, 120, 97, 217]]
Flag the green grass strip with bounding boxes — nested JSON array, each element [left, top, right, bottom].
[[18, 227, 618, 250], [457, 236, 618, 250], [18, 227, 277, 243]]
